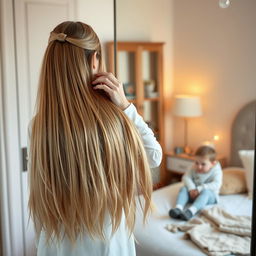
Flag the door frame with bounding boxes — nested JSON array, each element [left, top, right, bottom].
[[0, 0, 25, 255]]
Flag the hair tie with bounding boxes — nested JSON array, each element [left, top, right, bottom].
[[56, 33, 67, 42], [48, 32, 67, 43], [48, 31, 98, 51]]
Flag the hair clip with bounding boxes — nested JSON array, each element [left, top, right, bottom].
[[56, 33, 67, 42]]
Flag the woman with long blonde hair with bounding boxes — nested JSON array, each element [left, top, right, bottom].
[[28, 21, 162, 256]]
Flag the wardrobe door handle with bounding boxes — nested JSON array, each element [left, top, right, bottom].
[[22, 147, 28, 172]]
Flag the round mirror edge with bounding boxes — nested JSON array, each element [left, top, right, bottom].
[[251, 114, 256, 255]]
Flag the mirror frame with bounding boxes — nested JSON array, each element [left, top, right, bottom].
[[252, 121, 256, 255], [113, 0, 117, 76], [112, 1, 256, 254]]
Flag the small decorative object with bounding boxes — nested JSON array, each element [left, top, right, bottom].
[[144, 80, 155, 98], [123, 82, 135, 100], [174, 146, 184, 155]]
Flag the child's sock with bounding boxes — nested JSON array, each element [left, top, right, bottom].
[[188, 206, 197, 215], [176, 204, 183, 210]]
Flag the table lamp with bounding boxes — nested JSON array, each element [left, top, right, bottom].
[[173, 95, 202, 154]]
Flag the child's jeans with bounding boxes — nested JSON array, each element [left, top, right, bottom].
[[176, 186, 217, 212]]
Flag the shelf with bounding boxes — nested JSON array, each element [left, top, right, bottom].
[[126, 97, 160, 103], [144, 97, 160, 102], [107, 41, 165, 185]]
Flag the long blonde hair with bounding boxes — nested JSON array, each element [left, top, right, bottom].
[[29, 21, 152, 243]]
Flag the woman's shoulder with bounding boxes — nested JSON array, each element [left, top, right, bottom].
[[28, 116, 37, 130], [27, 116, 37, 139]]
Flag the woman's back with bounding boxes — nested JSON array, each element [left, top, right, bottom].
[[28, 21, 162, 255]]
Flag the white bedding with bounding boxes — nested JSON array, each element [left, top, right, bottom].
[[134, 182, 252, 256]]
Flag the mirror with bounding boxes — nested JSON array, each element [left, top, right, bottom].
[[113, 0, 256, 255]]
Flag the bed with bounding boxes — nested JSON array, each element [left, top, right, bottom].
[[134, 100, 255, 256]]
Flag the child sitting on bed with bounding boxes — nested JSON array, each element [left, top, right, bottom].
[[169, 145, 223, 221]]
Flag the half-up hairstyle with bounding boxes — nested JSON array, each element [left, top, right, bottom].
[[28, 21, 152, 243]]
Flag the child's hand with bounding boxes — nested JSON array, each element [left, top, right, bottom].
[[189, 189, 199, 200], [92, 72, 130, 110]]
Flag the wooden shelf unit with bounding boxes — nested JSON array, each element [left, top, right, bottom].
[[107, 41, 166, 185]]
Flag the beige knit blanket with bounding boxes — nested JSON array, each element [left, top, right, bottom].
[[166, 206, 251, 256]]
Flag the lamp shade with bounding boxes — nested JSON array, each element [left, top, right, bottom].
[[173, 95, 202, 117]]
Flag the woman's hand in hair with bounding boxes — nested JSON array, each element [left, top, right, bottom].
[[92, 72, 130, 110]]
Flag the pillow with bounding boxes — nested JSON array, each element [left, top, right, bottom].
[[220, 167, 247, 195], [239, 150, 255, 199]]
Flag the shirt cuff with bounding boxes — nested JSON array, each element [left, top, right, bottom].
[[123, 103, 135, 115], [186, 184, 196, 191]]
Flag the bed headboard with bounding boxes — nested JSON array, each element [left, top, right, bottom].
[[230, 100, 256, 167]]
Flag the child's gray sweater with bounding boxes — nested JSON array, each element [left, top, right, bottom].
[[182, 162, 223, 200]]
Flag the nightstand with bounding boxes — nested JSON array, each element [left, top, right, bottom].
[[165, 152, 227, 183]]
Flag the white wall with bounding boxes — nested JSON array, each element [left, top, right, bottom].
[[172, 0, 256, 160], [116, 0, 175, 150], [117, 0, 256, 162], [76, 0, 114, 62]]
